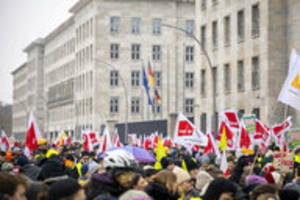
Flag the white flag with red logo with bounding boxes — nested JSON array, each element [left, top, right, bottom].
[[174, 113, 208, 146], [272, 117, 292, 143], [144, 136, 152, 150], [82, 131, 92, 152], [163, 137, 173, 147], [25, 112, 41, 157], [220, 150, 230, 177], [101, 127, 112, 153], [1, 130, 10, 152], [113, 129, 122, 147], [222, 109, 240, 129], [88, 132, 99, 148], [217, 121, 235, 151], [204, 131, 220, 157], [254, 120, 271, 145]]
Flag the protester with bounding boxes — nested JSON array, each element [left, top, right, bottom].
[[0, 172, 28, 200]]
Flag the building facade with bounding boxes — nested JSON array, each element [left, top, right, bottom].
[[12, 0, 300, 140]]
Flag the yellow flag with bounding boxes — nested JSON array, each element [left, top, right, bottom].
[[182, 159, 188, 172], [219, 127, 227, 151], [57, 131, 67, 146], [154, 137, 166, 170]]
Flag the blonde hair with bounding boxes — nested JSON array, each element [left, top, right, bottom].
[[152, 170, 177, 193]]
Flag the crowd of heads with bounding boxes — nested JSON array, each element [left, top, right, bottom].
[[0, 138, 300, 200]]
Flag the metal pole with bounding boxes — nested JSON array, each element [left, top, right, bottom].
[[94, 59, 129, 144], [161, 24, 217, 133]]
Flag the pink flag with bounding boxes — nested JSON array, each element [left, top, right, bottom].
[[223, 110, 240, 129], [25, 112, 41, 156], [1, 130, 10, 152]]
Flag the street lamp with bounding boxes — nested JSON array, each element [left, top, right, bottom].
[[94, 58, 129, 144], [161, 24, 217, 133]]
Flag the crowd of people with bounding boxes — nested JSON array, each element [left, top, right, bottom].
[[0, 138, 300, 200]]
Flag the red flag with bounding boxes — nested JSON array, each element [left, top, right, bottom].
[[254, 120, 271, 145], [113, 129, 121, 147], [1, 130, 10, 152], [239, 125, 252, 149], [82, 132, 91, 152], [272, 117, 292, 137], [25, 112, 41, 156], [204, 132, 220, 157], [163, 137, 173, 147], [101, 127, 112, 153], [217, 121, 235, 150], [144, 136, 152, 151], [89, 132, 99, 147], [223, 110, 240, 129]]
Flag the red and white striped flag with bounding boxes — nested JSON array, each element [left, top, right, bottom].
[[1, 130, 10, 152], [25, 112, 41, 157], [222, 110, 240, 129], [113, 129, 122, 147], [101, 127, 112, 153], [204, 132, 220, 158]]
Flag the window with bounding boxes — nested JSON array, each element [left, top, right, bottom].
[[185, 98, 194, 114], [152, 97, 161, 114], [153, 71, 162, 88], [110, 16, 120, 33], [132, 17, 140, 34], [201, 25, 206, 49], [201, 0, 206, 10], [185, 46, 194, 62], [131, 98, 140, 113], [252, 4, 260, 37], [110, 97, 118, 113], [110, 43, 119, 59], [212, 66, 218, 94], [110, 71, 118, 86], [131, 44, 140, 60], [153, 18, 161, 35], [224, 64, 231, 93], [224, 16, 230, 45], [237, 10, 245, 41], [131, 71, 140, 87], [185, 72, 194, 88], [238, 60, 244, 91], [212, 21, 218, 49], [200, 113, 207, 133], [185, 20, 194, 35], [238, 109, 245, 120], [212, 0, 218, 5], [252, 108, 260, 119], [152, 45, 161, 61], [201, 69, 206, 95], [252, 56, 260, 90]]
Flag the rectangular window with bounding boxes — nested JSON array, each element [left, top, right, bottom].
[[252, 108, 260, 119], [153, 18, 161, 35], [201, 113, 207, 133], [224, 15, 230, 45], [185, 20, 195, 35], [110, 16, 120, 33], [152, 45, 161, 61], [131, 98, 140, 113], [185, 46, 194, 62], [201, 0, 206, 10], [132, 17, 140, 34], [237, 10, 245, 41], [252, 56, 260, 90], [110, 97, 118, 113], [201, 25, 206, 49], [212, 66, 218, 94], [110, 71, 118, 86], [152, 97, 161, 114], [252, 4, 260, 37], [212, 21, 218, 49], [131, 71, 140, 87], [153, 71, 162, 88], [224, 63, 231, 92], [238, 60, 244, 91], [131, 44, 140, 60], [201, 69, 206, 95], [110, 43, 119, 59], [185, 98, 194, 114], [185, 72, 194, 88]]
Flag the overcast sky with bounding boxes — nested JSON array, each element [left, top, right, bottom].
[[0, 0, 77, 104]]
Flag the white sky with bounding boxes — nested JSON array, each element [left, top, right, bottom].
[[0, 0, 78, 104]]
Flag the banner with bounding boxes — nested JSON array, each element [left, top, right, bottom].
[[242, 115, 256, 134]]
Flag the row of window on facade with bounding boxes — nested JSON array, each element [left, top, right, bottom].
[[49, 105, 75, 123], [76, 98, 93, 118], [75, 71, 93, 93], [110, 16, 195, 35], [48, 79, 74, 104], [76, 17, 94, 45], [199, 107, 260, 133], [75, 44, 93, 71], [111, 43, 194, 62], [46, 60, 75, 88], [201, 3, 260, 49], [45, 38, 75, 66], [110, 96, 161, 115]]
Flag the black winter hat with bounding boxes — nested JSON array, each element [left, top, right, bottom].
[[48, 178, 81, 200], [161, 157, 174, 169], [203, 178, 237, 200]]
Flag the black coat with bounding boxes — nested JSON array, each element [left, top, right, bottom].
[[144, 181, 178, 200], [39, 155, 65, 180]]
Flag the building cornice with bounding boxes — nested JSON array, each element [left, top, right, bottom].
[[45, 16, 75, 43], [23, 38, 45, 53], [11, 62, 27, 75], [69, 0, 93, 13]]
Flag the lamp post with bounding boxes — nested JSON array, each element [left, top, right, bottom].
[[94, 58, 129, 144], [161, 24, 217, 133]]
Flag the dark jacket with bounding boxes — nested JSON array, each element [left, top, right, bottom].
[[145, 181, 178, 200], [22, 163, 41, 181], [39, 155, 65, 180], [87, 172, 126, 200]]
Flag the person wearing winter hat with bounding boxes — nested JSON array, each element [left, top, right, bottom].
[[279, 189, 299, 200], [1, 162, 14, 172], [195, 170, 214, 195], [249, 184, 279, 200], [184, 157, 199, 179], [201, 156, 210, 169], [245, 175, 268, 185], [16, 155, 29, 168], [202, 178, 237, 200], [172, 166, 194, 200], [264, 171, 281, 185], [161, 157, 175, 170], [25, 182, 49, 200], [48, 178, 85, 200], [119, 189, 152, 200]]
